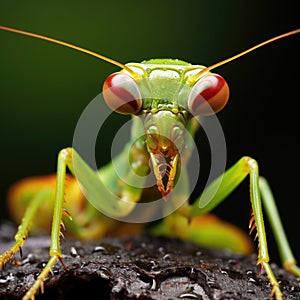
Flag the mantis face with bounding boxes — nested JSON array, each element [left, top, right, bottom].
[[103, 59, 230, 200]]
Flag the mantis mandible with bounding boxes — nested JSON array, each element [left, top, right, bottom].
[[0, 25, 299, 300]]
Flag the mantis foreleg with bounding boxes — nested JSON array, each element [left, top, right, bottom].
[[14, 146, 145, 299]]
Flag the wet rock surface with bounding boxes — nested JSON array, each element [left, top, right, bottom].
[[0, 226, 299, 299]]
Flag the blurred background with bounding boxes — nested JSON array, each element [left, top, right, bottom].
[[0, 1, 299, 264]]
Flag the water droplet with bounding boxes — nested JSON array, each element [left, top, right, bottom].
[[248, 277, 259, 285], [162, 253, 171, 260], [98, 267, 110, 280], [21, 253, 38, 265], [178, 292, 199, 299], [178, 287, 203, 299], [92, 243, 119, 255], [150, 278, 157, 290], [70, 246, 79, 257], [150, 260, 157, 269], [92, 246, 105, 253], [0, 277, 9, 285], [36, 261, 47, 269]]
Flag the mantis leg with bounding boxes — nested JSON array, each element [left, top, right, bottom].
[[22, 146, 143, 299], [191, 156, 300, 299], [156, 156, 297, 300], [21, 149, 71, 300], [259, 177, 300, 276], [0, 189, 52, 268]]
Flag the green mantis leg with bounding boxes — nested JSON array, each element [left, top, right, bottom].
[[259, 177, 300, 275], [22, 146, 143, 299], [0, 189, 52, 269], [21, 149, 70, 300], [189, 156, 299, 299], [156, 156, 298, 300]]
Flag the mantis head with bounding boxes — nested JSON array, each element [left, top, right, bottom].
[[102, 62, 230, 200]]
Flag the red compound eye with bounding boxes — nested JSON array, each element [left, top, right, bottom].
[[187, 74, 229, 116], [103, 72, 142, 114]]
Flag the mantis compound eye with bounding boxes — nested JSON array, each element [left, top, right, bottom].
[[103, 72, 142, 114], [187, 74, 229, 116]]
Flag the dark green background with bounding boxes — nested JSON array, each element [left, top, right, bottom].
[[0, 1, 299, 263]]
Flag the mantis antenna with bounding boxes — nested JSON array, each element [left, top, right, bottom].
[[0, 25, 138, 78], [187, 28, 300, 84], [0, 25, 299, 83]]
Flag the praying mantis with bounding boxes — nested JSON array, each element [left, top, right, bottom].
[[0, 25, 299, 300]]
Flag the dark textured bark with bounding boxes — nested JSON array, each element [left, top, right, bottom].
[[0, 224, 299, 299]]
